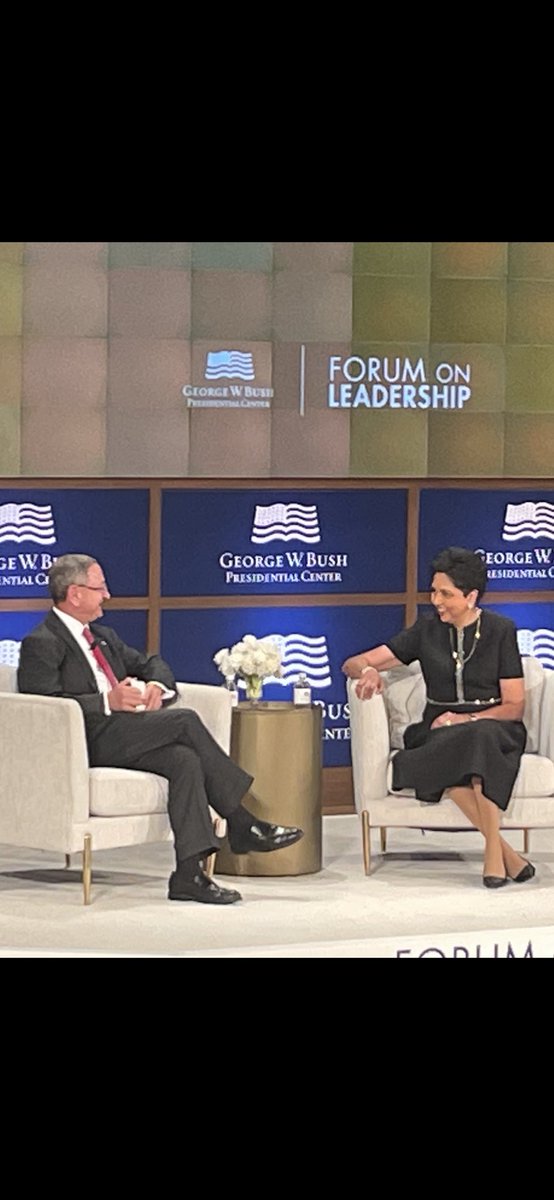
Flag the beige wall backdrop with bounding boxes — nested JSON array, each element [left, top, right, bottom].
[[1, 241, 554, 478]]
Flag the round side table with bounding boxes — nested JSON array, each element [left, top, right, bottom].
[[216, 701, 322, 876]]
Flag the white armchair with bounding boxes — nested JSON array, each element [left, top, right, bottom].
[[348, 656, 554, 874], [0, 665, 232, 903]]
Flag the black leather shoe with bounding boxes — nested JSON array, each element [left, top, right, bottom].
[[168, 869, 241, 904], [229, 819, 304, 855], [513, 860, 536, 883], [483, 875, 508, 889]]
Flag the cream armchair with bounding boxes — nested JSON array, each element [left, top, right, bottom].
[[0, 665, 232, 903], [347, 656, 554, 874]]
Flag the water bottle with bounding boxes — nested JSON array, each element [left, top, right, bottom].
[[223, 676, 239, 706], [293, 673, 312, 706]]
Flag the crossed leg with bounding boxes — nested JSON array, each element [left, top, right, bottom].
[[449, 778, 527, 880]]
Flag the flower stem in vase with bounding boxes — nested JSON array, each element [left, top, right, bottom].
[[244, 675, 263, 703]]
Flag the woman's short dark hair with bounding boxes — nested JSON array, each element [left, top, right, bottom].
[[431, 546, 488, 601]]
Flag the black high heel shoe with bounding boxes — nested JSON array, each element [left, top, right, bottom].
[[513, 859, 536, 883], [483, 875, 508, 889]]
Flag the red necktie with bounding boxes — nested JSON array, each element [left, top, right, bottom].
[[83, 627, 119, 689]]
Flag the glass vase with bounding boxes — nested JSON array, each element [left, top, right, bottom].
[[244, 675, 263, 703]]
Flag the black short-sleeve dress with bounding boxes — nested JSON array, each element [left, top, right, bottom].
[[385, 609, 526, 811]]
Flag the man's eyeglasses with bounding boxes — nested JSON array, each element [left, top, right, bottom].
[[79, 583, 109, 592]]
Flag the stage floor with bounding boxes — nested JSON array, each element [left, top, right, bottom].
[[1, 815, 553, 957]]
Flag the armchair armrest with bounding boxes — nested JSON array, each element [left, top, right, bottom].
[[174, 683, 233, 753], [347, 678, 391, 812], [539, 671, 554, 762], [0, 691, 90, 849]]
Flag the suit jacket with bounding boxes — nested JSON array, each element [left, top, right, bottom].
[[17, 611, 177, 719]]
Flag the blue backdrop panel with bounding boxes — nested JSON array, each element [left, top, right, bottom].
[[0, 489, 149, 599], [419, 488, 554, 593], [95, 610, 148, 651], [161, 604, 404, 767], [488, 602, 554, 671], [161, 488, 407, 596], [0, 609, 148, 665]]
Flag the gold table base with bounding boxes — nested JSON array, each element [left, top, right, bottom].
[[216, 701, 322, 877]]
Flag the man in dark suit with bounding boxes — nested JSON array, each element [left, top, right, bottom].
[[17, 553, 303, 905]]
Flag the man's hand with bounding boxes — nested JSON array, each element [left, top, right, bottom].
[[107, 680, 147, 711], [142, 682, 164, 711]]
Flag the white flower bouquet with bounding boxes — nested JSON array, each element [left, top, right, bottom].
[[214, 634, 282, 701]]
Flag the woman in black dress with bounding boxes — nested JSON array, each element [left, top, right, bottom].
[[342, 547, 535, 888]]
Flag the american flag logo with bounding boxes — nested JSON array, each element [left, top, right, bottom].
[[251, 503, 320, 544], [517, 629, 554, 672], [205, 350, 255, 381], [502, 501, 554, 541], [0, 502, 56, 545], [262, 633, 331, 689]]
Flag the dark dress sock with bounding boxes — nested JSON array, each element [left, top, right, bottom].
[[174, 854, 203, 879], [226, 804, 258, 837]]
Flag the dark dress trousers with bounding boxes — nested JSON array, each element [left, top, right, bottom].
[[17, 612, 252, 859]]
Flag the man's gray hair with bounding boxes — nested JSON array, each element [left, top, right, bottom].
[[48, 554, 98, 603]]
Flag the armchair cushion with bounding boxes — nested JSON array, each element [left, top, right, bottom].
[[385, 661, 426, 749], [513, 755, 554, 798], [89, 767, 168, 816]]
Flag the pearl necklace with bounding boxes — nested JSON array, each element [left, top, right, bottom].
[[449, 611, 482, 702]]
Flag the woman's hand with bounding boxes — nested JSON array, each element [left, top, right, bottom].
[[355, 666, 384, 700], [431, 711, 470, 729]]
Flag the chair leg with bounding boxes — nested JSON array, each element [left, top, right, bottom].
[[82, 834, 92, 905], [380, 827, 387, 853], [204, 853, 216, 878], [362, 810, 371, 876], [523, 829, 529, 855], [65, 854, 71, 869]]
